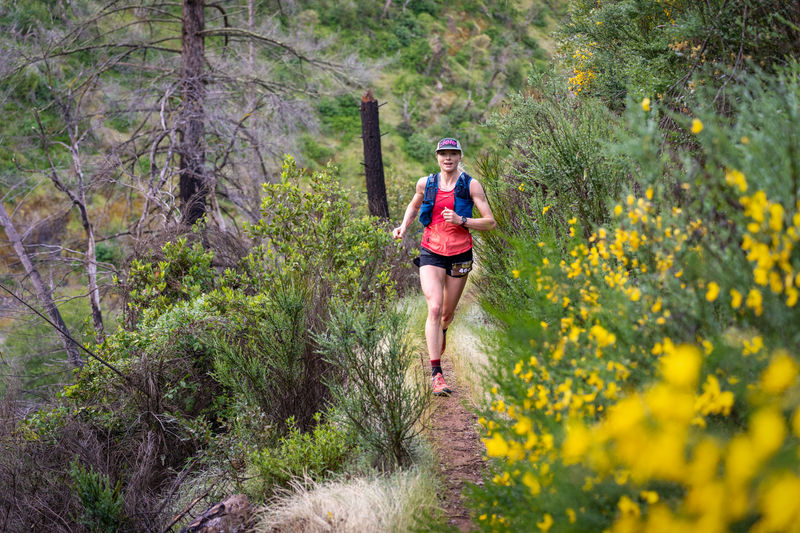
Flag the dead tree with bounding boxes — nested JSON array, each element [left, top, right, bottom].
[[0, 203, 83, 367], [179, 0, 208, 227], [360, 90, 389, 219], [34, 106, 105, 341]]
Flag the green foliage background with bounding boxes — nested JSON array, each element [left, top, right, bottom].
[[5, 0, 800, 531]]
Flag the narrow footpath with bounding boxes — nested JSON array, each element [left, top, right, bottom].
[[424, 293, 488, 532], [428, 357, 484, 531]]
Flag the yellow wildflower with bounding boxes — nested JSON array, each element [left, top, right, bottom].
[[537, 513, 553, 532], [746, 288, 763, 316], [640, 490, 659, 504], [660, 344, 701, 389], [618, 495, 641, 517], [589, 324, 616, 347], [705, 281, 720, 301], [522, 472, 541, 495], [750, 407, 786, 459], [760, 350, 798, 394], [730, 288, 742, 308], [483, 433, 509, 458], [691, 118, 703, 134], [725, 168, 748, 192], [512, 269, 520, 279], [743, 335, 763, 355], [562, 421, 590, 464], [755, 474, 800, 532], [641, 97, 651, 112]]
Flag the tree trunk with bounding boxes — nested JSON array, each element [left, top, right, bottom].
[[360, 90, 389, 219], [180, 0, 207, 226], [248, 0, 255, 69], [0, 203, 83, 367], [68, 131, 105, 341], [79, 204, 104, 340]]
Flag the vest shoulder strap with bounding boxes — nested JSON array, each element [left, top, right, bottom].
[[424, 173, 439, 200], [456, 172, 472, 199]]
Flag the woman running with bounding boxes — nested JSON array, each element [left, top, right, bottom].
[[392, 138, 496, 395]]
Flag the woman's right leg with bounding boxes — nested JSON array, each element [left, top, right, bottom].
[[419, 264, 446, 364]]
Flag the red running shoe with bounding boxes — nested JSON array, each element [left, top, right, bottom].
[[432, 372, 452, 396]]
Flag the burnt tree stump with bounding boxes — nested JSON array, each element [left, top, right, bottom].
[[179, 0, 207, 227], [360, 90, 390, 219]]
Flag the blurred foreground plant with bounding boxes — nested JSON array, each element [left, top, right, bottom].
[[471, 62, 800, 532]]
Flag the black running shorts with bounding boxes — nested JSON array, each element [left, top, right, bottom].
[[416, 247, 473, 277]]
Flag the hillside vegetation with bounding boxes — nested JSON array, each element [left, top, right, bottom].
[[0, 0, 556, 392], [3, 0, 800, 532]]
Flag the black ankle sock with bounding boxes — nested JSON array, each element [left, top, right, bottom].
[[430, 359, 442, 376]]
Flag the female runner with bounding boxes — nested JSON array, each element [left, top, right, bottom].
[[392, 138, 496, 395]]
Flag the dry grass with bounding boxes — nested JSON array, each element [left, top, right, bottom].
[[253, 469, 439, 533], [447, 283, 493, 409]]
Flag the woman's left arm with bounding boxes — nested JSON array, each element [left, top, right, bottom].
[[442, 179, 496, 230], [464, 179, 496, 231]]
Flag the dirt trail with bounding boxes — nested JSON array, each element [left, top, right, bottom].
[[426, 297, 487, 532]]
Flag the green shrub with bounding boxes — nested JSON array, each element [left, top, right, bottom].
[[123, 237, 216, 325], [478, 74, 627, 313], [69, 458, 125, 533], [405, 131, 432, 162], [469, 62, 800, 533], [208, 283, 330, 432], [247, 413, 353, 498], [317, 95, 361, 143], [315, 305, 428, 468], [401, 38, 434, 74], [488, 73, 626, 234], [558, 0, 800, 108], [246, 155, 398, 304], [301, 132, 334, 164], [95, 241, 123, 266]]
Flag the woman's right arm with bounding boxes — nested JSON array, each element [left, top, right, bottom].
[[392, 177, 427, 239]]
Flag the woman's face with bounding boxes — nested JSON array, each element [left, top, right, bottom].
[[436, 149, 462, 173]]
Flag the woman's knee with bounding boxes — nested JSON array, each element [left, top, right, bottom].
[[427, 302, 443, 320], [441, 310, 454, 325]]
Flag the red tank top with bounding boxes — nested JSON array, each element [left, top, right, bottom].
[[421, 188, 473, 256]]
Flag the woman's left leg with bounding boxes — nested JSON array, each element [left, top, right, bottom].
[[441, 273, 469, 331], [438, 273, 469, 358]]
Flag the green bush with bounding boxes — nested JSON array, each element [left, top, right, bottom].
[[401, 38, 434, 74], [558, 0, 800, 108], [315, 305, 428, 468], [247, 413, 353, 499], [469, 62, 800, 533], [209, 283, 329, 432], [246, 155, 398, 304], [317, 95, 361, 143], [405, 131, 432, 162], [95, 241, 123, 266], [123, 237, 216, 325], [478, 73, 627, 313], [301, 132, 335, 164], [69, 458, 125, 533], [488, 73, 626, 234]]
